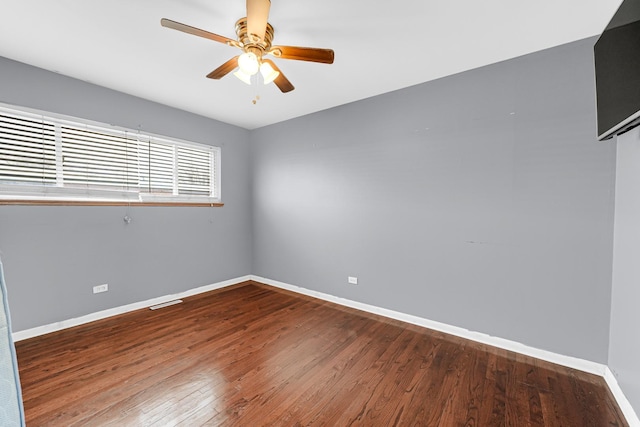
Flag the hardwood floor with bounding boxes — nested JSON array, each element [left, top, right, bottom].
[[16, 281, 628, 426]]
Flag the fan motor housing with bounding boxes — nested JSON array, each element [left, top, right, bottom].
[[235, 18, 274, 55]]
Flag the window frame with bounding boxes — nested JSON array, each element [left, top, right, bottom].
[[0, 103, 222, 207]]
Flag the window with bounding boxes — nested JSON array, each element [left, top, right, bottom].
[[0, 105, 221, 205]]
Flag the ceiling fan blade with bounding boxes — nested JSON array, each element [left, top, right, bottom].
[[161, 18, 236, 46], [269, 46, 334, 64], [246, 0, 270, 41], [206, 56, 239, 80], [263, 59, 294, 93]]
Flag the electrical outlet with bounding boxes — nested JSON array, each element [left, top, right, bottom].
[[348, 276, 358, 285], [93, 284, 108, 294]]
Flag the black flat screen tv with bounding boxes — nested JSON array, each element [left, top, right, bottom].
[[594, 0, 640, 140]]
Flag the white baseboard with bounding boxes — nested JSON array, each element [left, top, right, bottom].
[[605, 367, 640, 426], [12, 274, 639, 425], [251, 275, 606, 375], [12, 275, 251, 342], [251, 275, 639, 425]]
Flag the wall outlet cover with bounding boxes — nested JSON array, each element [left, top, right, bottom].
[[93, 284, 109, 294]]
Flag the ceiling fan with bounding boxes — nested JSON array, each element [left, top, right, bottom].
[[161, 0, 334, 93]]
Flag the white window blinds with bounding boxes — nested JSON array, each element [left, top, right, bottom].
[[60, 125, 140, 191], [138, 138, 174, 194], [177, 145, 213, 196], [0, 112, 57, 185], [0, 105, 220, 202]]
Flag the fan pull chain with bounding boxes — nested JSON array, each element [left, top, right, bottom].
[[252, 73, 261, 104]]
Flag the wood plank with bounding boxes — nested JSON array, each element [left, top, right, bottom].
[[15, 281, 630, 426]]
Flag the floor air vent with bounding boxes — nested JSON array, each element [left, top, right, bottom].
[[149, 299, 183, 310]]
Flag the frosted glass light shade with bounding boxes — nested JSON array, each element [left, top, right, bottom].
[[237, 52, 259, 75], [233, 69, 253, 85], [260, 62, 280, 85]]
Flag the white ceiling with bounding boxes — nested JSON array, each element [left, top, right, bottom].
[[0, 0, 622, 130]]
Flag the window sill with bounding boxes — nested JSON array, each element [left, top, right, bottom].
[[0, 199, 224, 207]]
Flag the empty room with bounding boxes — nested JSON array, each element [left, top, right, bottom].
[[1, 0, 639, 425]]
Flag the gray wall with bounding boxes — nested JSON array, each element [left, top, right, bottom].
[[0, 38, 623, 368], [0, 57, 252, 331], [610, 126, 640, 413], [251, 37, 616, 363]]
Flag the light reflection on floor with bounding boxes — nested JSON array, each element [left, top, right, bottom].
[[127, 370, 225, 425]]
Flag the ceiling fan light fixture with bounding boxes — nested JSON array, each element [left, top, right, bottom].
[[233, 69, 253, 85], [162, 0, 334, 94], [260, 62, 280, 85], [237, 52, 259, 75]]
